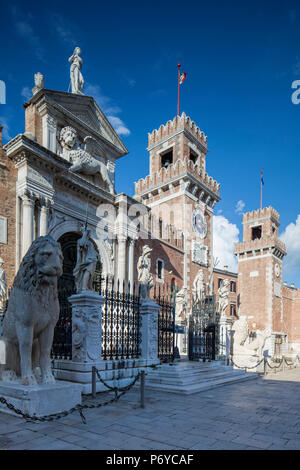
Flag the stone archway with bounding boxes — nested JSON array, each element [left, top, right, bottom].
[[49, 219, 113, 277]]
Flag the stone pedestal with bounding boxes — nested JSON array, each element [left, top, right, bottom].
[[69, 291, 104, 363], [140, 299, 161, 366], [218, 316, 232, 363], [53, 291, 106, 393], [0, 381, 82, 418]]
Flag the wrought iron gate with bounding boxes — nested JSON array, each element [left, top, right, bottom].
[[153, 287, 176, 363], [188, 294, 219, 361]]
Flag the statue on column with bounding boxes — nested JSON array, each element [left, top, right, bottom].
[[218, 279, 230, 317], [0, 258, 7, 315], [73, 226, 100, 293], [192, 268, 206, 305], [175, 287, 188, 321], [69, 47, 84, 95], [137, 245, 154, 302]]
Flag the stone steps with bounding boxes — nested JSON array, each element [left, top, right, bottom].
[[144, 361, 258, 395]]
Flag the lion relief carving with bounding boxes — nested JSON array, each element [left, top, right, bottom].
[[1, 236, 63, 386], [59, 126, 115, 194]]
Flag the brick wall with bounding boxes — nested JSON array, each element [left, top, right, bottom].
[[0, 129, 17, 288]]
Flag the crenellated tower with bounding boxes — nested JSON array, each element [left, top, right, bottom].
[[135, 113, 220, 352], [234, 206, 287, 354]]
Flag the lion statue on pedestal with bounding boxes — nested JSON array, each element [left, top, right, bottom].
[[0, 236, 63, 386]]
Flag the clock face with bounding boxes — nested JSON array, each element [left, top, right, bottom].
[[275, 263, 280, 278], [193, 208, 207, 239]]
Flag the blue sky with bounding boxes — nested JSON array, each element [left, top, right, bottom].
[[0, 0, 300, 286]]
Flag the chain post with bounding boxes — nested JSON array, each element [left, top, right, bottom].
[[92, 366, 96, 398], [140, 370, 145, 408], [264, 356, 267, 376]]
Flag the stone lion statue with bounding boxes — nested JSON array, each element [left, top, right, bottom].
[[232, 316, 271, 358], [0, 236, 63, 386], [59, 126, 115, 194]]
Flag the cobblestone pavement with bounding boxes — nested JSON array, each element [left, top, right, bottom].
[[0, 367, 300, 450]]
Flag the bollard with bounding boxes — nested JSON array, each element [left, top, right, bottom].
[[264, 356, 267, 376], [92, 366, 96, 399], [140, 370, 145, 409]]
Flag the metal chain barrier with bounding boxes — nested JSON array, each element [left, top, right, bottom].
[[230, 355, 298, 375], [0, 370, 142, 424], [230, 356, 264, 370], [94, 368, 141, 393], [265, 358, 284, 370]]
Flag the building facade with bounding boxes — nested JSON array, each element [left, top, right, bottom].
[[0, 75, 299, 358]]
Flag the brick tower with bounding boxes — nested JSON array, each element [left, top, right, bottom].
[[135, 113, 220, 343], [234, 207, 287, 353]]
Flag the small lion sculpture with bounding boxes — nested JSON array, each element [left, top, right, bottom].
[[1, 236, 63, 386]]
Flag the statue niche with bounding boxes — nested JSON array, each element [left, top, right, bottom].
[[59, 126, 115, 194]]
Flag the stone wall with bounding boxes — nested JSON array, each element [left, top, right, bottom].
[[0, 129, 17, 288]]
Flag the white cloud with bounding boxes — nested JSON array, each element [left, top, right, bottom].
[[213, 215, 240, 272], [107, 116, 130, 136], [11, 7, 44, 61], [280, 215, 300, 275], [51, 14, 77, 46], [21, 86, 31, 101], [235, 200, 245, 215], [85, 83, 130, 136], [0, 117, 12, 142]]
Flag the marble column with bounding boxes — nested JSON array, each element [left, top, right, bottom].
[[39, 202, 50, 236], [21, 194, 34, 258], [117, 235, 127, 288], [128, 238, 135, 290]]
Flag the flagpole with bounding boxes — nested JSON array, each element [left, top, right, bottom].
[[177, 63, 181, 116], [260, 169, 263, 210]]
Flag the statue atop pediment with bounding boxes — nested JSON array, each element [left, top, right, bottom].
[[69, 47, 84, 95], [59, 126, 115, 194]]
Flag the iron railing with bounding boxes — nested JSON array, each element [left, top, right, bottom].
[[94, 276, 142, 361], [52, 287, 73, 360], [152, 284, 176, 363]]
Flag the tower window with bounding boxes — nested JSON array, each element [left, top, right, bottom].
[[230, 304, 236, 316], [230, 281, 236, 293], [218, 278, 223, 288], [161, 149, 173, 169], [156, 259, 164, 281], [252, 226, 262, 240], [189, 149, 198, 164]]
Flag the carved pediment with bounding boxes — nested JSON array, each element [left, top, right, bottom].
[[37, 90, 128, 158]]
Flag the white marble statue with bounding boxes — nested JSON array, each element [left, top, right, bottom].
[[59, 126, 115, 194], [175, 287, 188, 321], [69, 47, 84, 95], [0, 236, 63, 385], [32, 72, 44, 95], [218, 279, 230, 317], [192, 269, 206, 304], [73, 226, 100, 293], [0, 258, 7, 314], [137, 245, 154, 302], [232, 316, 271, 359]]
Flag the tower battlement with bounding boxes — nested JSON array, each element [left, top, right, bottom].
[[243, 206, 280, 224], [134, 156, 220, 197], [148, 112, 207, 149]]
